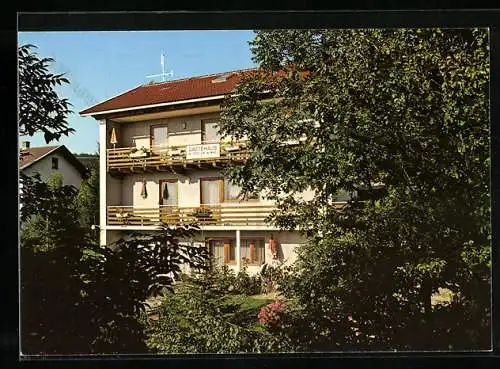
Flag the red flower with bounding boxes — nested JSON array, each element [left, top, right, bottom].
[[258, 300, 285, 326]]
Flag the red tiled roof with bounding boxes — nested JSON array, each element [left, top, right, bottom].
[[19, 146, 59, 169], [80, 68, 258, 116]]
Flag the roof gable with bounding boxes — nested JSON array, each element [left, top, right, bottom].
[[19, 146, 59, 169], [20, 145, 89, 178]]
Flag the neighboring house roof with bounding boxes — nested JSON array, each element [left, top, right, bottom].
[[20, 144, 89, 178], [79, 68, 257, 116]]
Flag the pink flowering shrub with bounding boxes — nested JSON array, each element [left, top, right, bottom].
[[258, 300, 285, 327]]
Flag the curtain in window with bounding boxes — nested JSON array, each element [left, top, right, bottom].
[[210, 240, 225, 266], [224, 179, 241, 201], [152, 126, 168, 149], [140, 179, 148, 199], [161, 181, 178, 206], [201, 179, 221, 204], [241, 239, 265, 264], [202, 120, 220, 144]]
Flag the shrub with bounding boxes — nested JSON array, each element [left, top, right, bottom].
[[20, 226, 208, 355], [144, 277, 295, 353], [198, 261, 262, 295], [234, 264, 262, 295], [258, 300, 285, 327], [259, 263, 287, 294]]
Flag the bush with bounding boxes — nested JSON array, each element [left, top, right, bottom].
[[199, 260, 262, 295], [260, 263, 287, 294], [234, 264, 262, 295], [258, 300, 285, 326], [21, 226, 208, 355]]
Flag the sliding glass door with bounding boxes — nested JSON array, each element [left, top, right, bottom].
[[200, 178, 223, 205]]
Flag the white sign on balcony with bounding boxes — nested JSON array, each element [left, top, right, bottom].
[[186, 143, 220, 159]]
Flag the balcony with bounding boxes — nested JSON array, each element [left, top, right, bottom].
[[107, 203, 277, 227], [107, 141, 249, 174]]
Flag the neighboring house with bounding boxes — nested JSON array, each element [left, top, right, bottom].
[[79, 69, 348, 274], [19, 142, 89, 189]]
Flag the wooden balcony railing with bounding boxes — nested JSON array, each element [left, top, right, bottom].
[[107, 141, 250, 173], [107, 204, 277, 227]]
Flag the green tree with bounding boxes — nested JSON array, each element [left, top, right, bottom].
[[18, 44, 211, 354], [220, 29, 490, 350], [75, 165, 99, 232], [75, 227, 209, 354], [18, 44, 74, 143], [21, 226, 208, 355], [20, 171, 210, 354], [20, 171, 86, 252]]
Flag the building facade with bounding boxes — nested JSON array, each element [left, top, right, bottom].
[[80, 69, 344, 274]]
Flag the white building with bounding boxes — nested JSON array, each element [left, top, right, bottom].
[[19, 142, 88, 189], [79, 69, 347, 274]]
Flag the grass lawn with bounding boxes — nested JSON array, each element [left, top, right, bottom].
[[220, 293, 275, 327]]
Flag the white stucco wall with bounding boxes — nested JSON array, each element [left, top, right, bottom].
[[22, 152, 84, 189], [118, 112, 221, 149], [118, 169, 270, 208]]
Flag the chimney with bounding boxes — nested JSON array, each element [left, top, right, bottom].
[[21, 141, 30, 150]]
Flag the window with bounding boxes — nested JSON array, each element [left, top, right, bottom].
[[159, 180, 178, 206], [224, 178, 259, 202], [51, 157, 59, 169], [224, 178, 241, 201], [151, 125, 168, 150], [241, 239, 265, 265], [209, 239, 235, 265], [201, 119, 220, 144], [200, 178, 223, 205], [208, 238, 264, 266]]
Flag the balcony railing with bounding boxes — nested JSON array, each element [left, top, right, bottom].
[[107, 141, 250, 173], [107, 204, 277, 227]]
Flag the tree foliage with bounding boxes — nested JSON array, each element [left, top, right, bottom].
[[75, 164, 100, 231], [220, 29, 490, 350], [20, 171, 86, 252], [144, 272, 294, 353], [20, 170, 210, 354], [21, 226, 208, 355], [18, 44, 74, 143], [18, 43, 213, 355], [76, 227, 209, 353]]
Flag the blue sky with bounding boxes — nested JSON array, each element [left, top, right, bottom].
[[18, 30, 257, 154]]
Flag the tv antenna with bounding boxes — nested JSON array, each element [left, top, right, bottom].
[[146, 52, 174, 82]]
